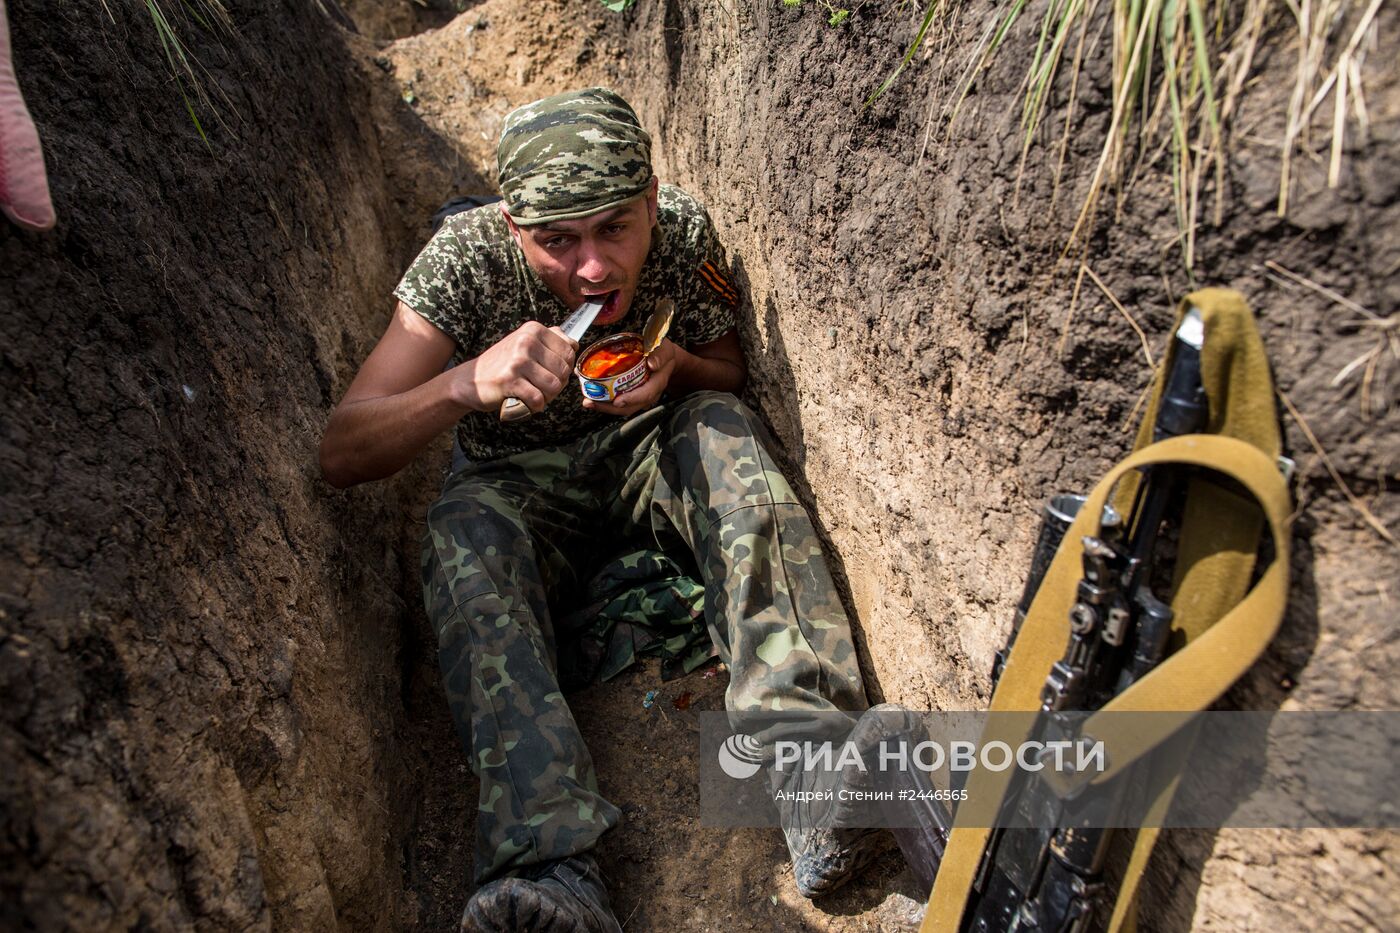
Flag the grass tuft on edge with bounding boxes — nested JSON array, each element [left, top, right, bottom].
[[102, 0, 237, 149], [870, 0, 1384, 277]]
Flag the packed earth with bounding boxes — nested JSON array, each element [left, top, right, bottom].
[[2, 0, 1396, 930]]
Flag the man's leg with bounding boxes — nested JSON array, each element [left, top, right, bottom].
[[610, 391, 892, 898], [622, 390, 867, 717], [422, 452, 620, 885]]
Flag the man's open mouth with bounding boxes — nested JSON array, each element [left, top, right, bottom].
[[585, 290, 623, 319]]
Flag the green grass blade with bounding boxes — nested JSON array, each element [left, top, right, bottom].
[[866, 0, 944, 106], [144, 0, 221, 148], [1186, 0, 1222, 143], [1024, 0, 1084, 142], [1159, 1, 1190, 266], [986, 0, 1029, 62]]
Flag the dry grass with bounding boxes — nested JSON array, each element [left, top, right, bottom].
[[1054, 257, 1155, 372], [1278, 389, 1397, 545], [100, 0, 237, 147], [1263, 260, 1397, 418], [1084, 262, 1156, 366], [865, 0, 953, 104], [880, 0, 1386, 275], [1278, 0, 1384, 214]]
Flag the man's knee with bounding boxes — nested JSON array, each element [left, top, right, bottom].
[[667, 390, 759, 437], [427, 477, 529, 551], [659, 390, 802, 516], [423, 480, 539, 618]]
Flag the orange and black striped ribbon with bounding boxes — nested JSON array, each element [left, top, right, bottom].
[[698, 260, 740, 308]]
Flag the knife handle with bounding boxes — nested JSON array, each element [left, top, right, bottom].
[[498, 316, 592, 422], [499, 397, 531, 422]]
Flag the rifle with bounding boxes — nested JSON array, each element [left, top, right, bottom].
[[964, 308, 1209, 932]]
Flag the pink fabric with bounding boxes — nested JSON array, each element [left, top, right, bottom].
[[0, 0, 55, 232]]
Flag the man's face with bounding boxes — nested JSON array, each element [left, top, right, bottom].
[[504, 179, 659, 328]]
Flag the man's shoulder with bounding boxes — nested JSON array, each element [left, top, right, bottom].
[[436, 202, 513, 250], [656, 184, 719, 266], [416, 202, 525, 297], [394, 200, 534, 349], [657, 184, 713, 231]]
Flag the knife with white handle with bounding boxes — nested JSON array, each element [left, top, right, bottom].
[[499, 297, 605, 422]]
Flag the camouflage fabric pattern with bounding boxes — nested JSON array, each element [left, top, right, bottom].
[[497, 87, 653, 224], [421, 391, 867, 883], [555, 549, 712, 691], [394, 184, 738, 462]]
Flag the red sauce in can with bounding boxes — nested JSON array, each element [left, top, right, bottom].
[[580, 338, 645, 379]]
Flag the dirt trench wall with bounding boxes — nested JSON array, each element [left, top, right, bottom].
[[339, 0, 466, 40], [609, 0, 1398, 928], [0, 2, 464, 927], [5, 0, 1396, 928]]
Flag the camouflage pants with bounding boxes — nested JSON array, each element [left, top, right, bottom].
[[421, 391, 867, 883]]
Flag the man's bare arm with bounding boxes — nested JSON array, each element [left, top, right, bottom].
[[670, 328, 746, 395], [319, 302, 577, 488]]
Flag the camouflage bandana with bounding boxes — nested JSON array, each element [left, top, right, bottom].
[[497, 87, 654, 225]]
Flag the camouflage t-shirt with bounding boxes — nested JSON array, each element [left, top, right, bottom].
[[395, 184, 740, 462]]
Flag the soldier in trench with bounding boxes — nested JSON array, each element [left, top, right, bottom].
[[319, 88, 881, 931]]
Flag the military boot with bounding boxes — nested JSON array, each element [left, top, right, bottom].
[[773, 742, 893, 897], [783, 822, 896, 899], [461, 854, 623, 933], [777, 753, 895, 899], [775, 703, 945, 898]]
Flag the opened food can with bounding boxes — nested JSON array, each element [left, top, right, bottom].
[[575, 333, 649, 402]]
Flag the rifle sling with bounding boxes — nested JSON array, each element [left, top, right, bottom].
[[922, 291, 1290, 933]]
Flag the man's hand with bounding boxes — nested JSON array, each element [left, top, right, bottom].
[[582, 338, 677, 416], [460, 321, 579, 414]]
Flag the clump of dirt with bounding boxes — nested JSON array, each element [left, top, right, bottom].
[[338, 0, 468, 41]]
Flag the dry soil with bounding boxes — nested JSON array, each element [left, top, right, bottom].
[[2, 0, 1396, 930]]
